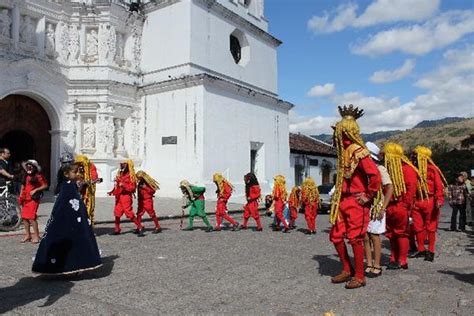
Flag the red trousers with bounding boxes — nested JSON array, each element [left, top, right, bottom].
[[289, 206, 298, 226], [274, 201, 288, 229], [304, 204, 317, 232], [243, 201, 262, 229], [386, 202, 410, 265], [330, 197, 370, 280], [114, 194, 141, 232], [412, 197, 438, 252], [137, 199, 160, 229], [216, 199, 237, 228]]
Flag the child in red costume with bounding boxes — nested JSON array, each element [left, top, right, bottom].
[[301, 177, 319, 234], [136, 171, 162, 234], [329, 105, 382, 289], [108, 160, 144, 236], [271, 175, 289, 233], [19, 160, 48, 243], [382, 143, 420, 270], [213, 173, 239, 231], [288, 186, 300, 230], [410, 146, 446, 262], [241, 173, 263, 231]]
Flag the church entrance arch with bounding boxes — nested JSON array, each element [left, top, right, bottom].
[[0, 95, 52, 183]]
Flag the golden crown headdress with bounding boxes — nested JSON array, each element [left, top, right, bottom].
[[338, 104, 364, 120]]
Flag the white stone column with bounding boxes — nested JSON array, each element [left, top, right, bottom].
[[49, 129, 66, 190], [11, 4, 19, 50], [80, 23, 86, 60]]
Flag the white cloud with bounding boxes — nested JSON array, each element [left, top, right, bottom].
[[369, 59, 416, 83], [290, 45, 474, 135], [307, 0, 439, 34], [354, 0, 439, 27], [307, 83, 336, 97], [352, 10, 474, 56], [307, 3, 357, 34]]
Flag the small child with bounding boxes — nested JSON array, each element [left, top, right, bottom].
[[180, 180, 213, 232], [19, 160, 48, 243], [241, 173, 262, 231], [288, 186, 301, 229], [32, 163, 102, 275], [136, 171, 162, 234], [213, 173, 239, 231]]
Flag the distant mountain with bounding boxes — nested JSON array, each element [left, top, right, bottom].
[[413, 117, 467, 129], [311, 117, 474, 150]]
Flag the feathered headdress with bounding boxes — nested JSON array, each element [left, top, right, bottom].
[[288, 186, 301, 207], [116, 159, 137, 183], [272, 175, 288, 201], [75, 155, 91, 182], [213, 173, 234, 194], [136, 170, 160, 191], [179, 179, 194, 200], [301, 177, 320, 205], [413, 146, 447, 187]]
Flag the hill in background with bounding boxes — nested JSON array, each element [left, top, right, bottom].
[[312, 117, 473, 150]]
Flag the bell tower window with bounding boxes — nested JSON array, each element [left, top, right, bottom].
[[230, 35, 241, 64]]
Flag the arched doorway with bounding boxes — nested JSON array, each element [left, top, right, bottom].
[[0, 95, 52, 184]]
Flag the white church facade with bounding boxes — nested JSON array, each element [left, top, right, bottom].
[[0, 0, 293, 198]]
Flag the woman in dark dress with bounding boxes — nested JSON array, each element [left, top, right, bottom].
[[32, 163, 102, 275]]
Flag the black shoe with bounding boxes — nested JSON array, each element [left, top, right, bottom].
[[311, 231, 317, 235], [205, 227, 213, 233], [137, 228, 145, 237], [182, 226, 194, 231], [272, 226, 280, 232], [386, 262, 400, 270], [409, 250, 426, 258], [240, 225, 248, 230], [282, 228, 290, 233], [467, 222, 473, 227], [256, 227, 263, 231], [112, 230, 121, 236], [153, 228, 162, 234], [424, 251, 435, 262], [400, 263, 408, 270], [304, 230, 312, 235], [133, 229, 139, 234], [232, 223, 240, 231], [450, 228, 459, 232]]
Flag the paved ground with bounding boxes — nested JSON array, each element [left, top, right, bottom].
[[0, 205, 473, 315]]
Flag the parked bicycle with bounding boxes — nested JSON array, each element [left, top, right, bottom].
[[0, 181, 21, 231]]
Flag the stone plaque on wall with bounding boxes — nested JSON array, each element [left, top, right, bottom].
[[162, 136, 177, 145]]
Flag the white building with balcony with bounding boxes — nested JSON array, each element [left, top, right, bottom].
[[0, 0, 293, 198]]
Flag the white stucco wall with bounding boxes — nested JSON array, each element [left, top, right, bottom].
[[289, 153, 337, 188], [190, 0, 278, 94], [141, 85, 205, 197], [202, 84, 290, 199]]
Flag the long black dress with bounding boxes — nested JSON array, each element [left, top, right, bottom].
[[32, 180, 102, 274]]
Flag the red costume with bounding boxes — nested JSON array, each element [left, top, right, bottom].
[[215, 181, 238, 229], [288, 188, 300, 229], [412, 164, 445, 253], [242, 185, 262, 230], [19, 174, 47, 220], [272, 183, 289, 231], [302, 194, 318, 233], [137, 182, 161, 230], [385, 163, 418, 267], [110, 164, 142, 234]]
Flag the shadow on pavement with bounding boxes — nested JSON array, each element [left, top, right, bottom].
[[438, 270, 474, 285], [312, 255, 340, 277], [0, 255, 118, 313]]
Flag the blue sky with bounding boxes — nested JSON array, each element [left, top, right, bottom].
[[265, 0, 474, 134]]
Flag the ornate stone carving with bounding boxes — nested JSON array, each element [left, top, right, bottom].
[[86, 29, 98, 62], [105, 117, 115, 154], [98, 23, 116, 64], [0, 9, 11, 39], [20, 16, 35, 44], [114, 119, 125, 153], [82, 118, 96, 149], [68, 24, 80, 62], [130, 20, 142, 71], [45, 23, 55, 55], [115, 32, 125, 66], [57, 22, 69, 63], [130, 110, 141, 157], [64, 114, 77, 150]]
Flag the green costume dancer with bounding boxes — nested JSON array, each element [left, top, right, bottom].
[[180, 180, 213, 232]]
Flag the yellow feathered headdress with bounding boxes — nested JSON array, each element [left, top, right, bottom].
[[179, 179, 194, 199], [117, 159, 136, 183], [301, 177, 320, 205], [272, 175, 288, 201], [213, 173, 233, 194], [413, 146, 447, 188], [288, 186, 301, 207], [384, 142, 428, 199], [75, 155, 91, 182], [136, 170, 160, 191]]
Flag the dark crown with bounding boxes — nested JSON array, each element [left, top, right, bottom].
[[338, 104, 364, 120]]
